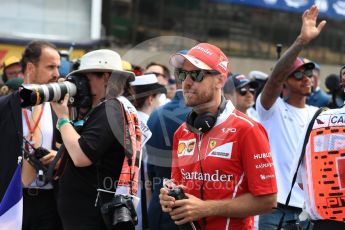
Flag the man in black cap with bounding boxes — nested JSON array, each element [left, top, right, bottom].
[[223, 73, 258, 119]]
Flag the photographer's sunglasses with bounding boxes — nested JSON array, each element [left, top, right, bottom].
[[292, 69, 313, 80], [238, 87, 256, 96], [174, 69, 220, 82]]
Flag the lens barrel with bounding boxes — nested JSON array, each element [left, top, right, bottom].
[[20, 81, 77, 107]]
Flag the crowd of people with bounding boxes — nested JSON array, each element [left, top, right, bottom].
[[1, 5, 345, 230]]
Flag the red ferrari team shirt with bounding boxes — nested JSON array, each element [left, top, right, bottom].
[[172, 102, 277, 229]]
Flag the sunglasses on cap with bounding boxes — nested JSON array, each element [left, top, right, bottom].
[[292, 69, 313, 80], [237, 87, 256, 96], [174, 69, 220, 82]]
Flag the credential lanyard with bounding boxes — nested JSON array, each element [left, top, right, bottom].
[[23, 103, 45, 141]]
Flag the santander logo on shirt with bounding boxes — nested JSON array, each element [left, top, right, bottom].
[[180, 168, 234, 182]]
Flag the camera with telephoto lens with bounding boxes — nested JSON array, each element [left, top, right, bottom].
[[168, 187, 200, 230], [100, 194, 137, 230], [19, 74, 92, 109], [22, 136, 49, 179], [33, 146, 50, 159]]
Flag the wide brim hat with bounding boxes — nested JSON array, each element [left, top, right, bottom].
[[248, 70, 268, 81], [131, 74, 167, 97], [67, 49, 135, 81], [133, 84, 167, 97]]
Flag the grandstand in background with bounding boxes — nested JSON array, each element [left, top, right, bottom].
[[106, 0, 345, 65]]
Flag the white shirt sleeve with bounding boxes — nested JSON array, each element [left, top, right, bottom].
[[256, 94, 279, 122]]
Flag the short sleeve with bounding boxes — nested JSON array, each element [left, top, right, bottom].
[[241, 123, 277, 196], [78, 101, 124, 163], [256, 94, 278, 122], [171, 127, 183, 184]]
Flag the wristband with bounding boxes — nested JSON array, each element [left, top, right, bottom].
[[57, 117, 70, 131]]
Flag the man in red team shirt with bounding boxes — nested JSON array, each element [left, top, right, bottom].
[[159, 42, 277, 229]]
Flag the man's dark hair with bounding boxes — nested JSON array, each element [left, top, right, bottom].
[[146, 62, 170, 80], [21, 40, 58, 73]]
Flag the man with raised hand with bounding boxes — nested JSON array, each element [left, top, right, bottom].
[[256, 5, 326, 229]]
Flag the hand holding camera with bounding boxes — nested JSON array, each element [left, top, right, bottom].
[[39, 150, 57, 165], [162, 179, 200, 230], [50, 93, 70, 120], [22, 136, 49, 172]]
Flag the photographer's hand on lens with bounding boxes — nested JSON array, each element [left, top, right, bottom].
[[297, 5, 326, 45], [170, 193, 207, 225], [51, 93, 70, 119], [57, 77, 65, 83]]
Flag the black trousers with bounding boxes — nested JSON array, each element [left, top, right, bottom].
[[22, 188, 62, 230], [313, 219, 345, 230]]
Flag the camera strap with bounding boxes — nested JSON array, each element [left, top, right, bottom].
[[115, 96, 142, 196], [45, 144, 66, 183], [277, 107, 327, 230]]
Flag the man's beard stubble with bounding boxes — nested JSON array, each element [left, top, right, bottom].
[[183, 87, 216, 112]]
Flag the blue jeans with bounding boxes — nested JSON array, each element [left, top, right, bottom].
[[259, 207, 312, 230]]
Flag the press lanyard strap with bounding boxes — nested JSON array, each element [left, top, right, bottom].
[[23, 104, 45, 140]]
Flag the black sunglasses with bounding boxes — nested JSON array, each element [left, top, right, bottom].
[[238, 87, 256, 96], [292, 69, 313, 80], [174, 69, 220, 82]]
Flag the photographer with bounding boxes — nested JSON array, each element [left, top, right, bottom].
[[0, 40, 62, 230], [159, 43, 277, 229], [48, 49, 139, 230]]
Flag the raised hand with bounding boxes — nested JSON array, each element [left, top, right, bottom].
[[299, 5, 326, 45]]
